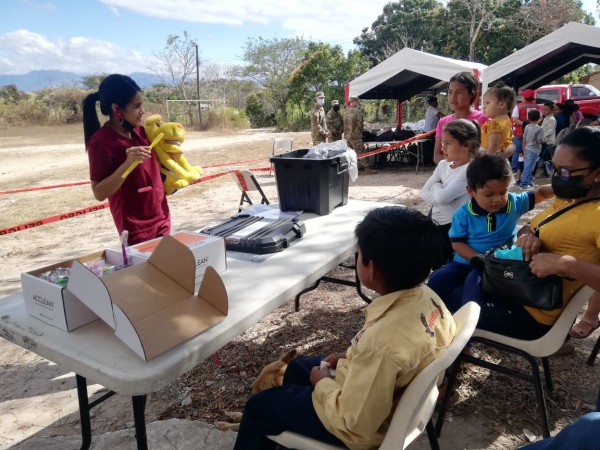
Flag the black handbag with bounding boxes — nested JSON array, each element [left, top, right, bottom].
[[481, 196, 600, 310]]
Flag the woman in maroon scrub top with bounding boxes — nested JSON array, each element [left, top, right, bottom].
[[82, 74, 170, 245]]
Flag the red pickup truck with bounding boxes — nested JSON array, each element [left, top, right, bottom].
[[533, 84, 600, 122]]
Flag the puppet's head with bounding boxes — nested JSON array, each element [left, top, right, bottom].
[[144, 114, 202, 196], [145, 114, 186, 161]]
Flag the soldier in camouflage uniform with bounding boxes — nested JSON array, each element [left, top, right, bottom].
[[310, 91, 329, 145], [326, 100, 344, 142], [343, 96, 377, 174]]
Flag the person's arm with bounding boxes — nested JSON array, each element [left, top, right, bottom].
[[421, 165, 443, 204], [537, 128, 545, 144], [448, 209, 477, 260], [427, 173, 469, 205], [312, 348, 400, 438], [522, 135, 527, 150], [90, 146, 152, 201], [451, 242, 480, 261], [512, 106, 523, 126], [543, 118, 556, 139], [434, 138, 444, 164], [533, 185, 554, 204], [530, 254, 600, 293], [433, 119, 445, 164], [436, 111, 445, 119], [486, 132, 501, 154]]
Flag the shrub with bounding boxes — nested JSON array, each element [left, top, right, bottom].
[[203, 107, 250, 130], [0, 99, 50, 126]]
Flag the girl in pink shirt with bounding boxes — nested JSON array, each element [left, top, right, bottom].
[[434, 72, 489, 164]]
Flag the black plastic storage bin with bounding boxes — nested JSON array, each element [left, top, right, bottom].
[[269, 149, 349, 215]]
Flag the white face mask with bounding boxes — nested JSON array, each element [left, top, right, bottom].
[[318, 98, 325, 105]]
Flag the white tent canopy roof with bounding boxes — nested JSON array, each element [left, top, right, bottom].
[[482, 22, 600, 91], [348, 48, 487, 101]]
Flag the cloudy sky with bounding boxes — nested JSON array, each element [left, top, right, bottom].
[[1, 0, 599, 75]]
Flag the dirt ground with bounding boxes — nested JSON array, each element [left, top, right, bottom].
[[0, 126, 599, 450]]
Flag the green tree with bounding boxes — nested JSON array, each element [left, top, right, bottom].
[[241, 36, 308, 115], [289, 43, 371, 112], [354, 0, 445, 63], [245, 92, 276, 128], [0, 84, 28, 104], [81, 74, 107, 90], [553, 64, 598, 84]]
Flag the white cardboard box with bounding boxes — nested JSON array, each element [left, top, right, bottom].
[[67, 235, 229, 361], [128, 231, 226, 290], [21, 249, 125, 332]]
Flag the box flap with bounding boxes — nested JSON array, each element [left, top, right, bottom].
[[198, 266, 228, 315], [147, 235, 196, 294], [68, 260, 116, 329]]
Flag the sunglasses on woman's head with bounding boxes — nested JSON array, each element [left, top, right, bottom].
[[544, 162, 594, 181]]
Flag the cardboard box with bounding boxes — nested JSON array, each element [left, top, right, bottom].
[[21, 249, 126, 332], [67, 235, 229, 361], [129, 231, 226, 290]]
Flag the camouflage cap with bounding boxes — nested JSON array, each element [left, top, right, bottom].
[[349, 96, 359, 102], [315, 91, 325, 98], [331, 100, 339, 105]]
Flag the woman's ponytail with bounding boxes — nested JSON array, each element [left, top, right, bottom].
[[83, 92, 100, 151]]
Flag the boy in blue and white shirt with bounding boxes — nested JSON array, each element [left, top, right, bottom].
[[428, 155, 554, 311]]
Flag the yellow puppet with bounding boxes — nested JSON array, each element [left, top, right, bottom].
[[144, 114, 203, 195]]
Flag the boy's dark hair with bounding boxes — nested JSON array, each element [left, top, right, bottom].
[[82, 74, 142, 150], [555, 103, 564, 111], [527, 109, 541, 121], [355, 207, 443, 291], [449, 72, 478, 105], [487, 82, 516, 111], [443, 119, 481, 157], [544, 101, 556, 110], [428, 96, 438, 104], [467, 155, 511, 190]]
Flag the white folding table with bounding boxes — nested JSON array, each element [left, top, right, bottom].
[[0, 200, 387, 450]]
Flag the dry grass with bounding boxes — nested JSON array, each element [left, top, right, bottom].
[[0, 124, 84, 148]]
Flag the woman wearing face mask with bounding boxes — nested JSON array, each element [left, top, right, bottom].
[[506, 126, 600, 342], [326, 100, 344, 142], [82, 74, 171, 245]]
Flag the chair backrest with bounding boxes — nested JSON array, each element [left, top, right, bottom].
[[230, 169, 260, 192], [379, 302, 481, 450], [273, 138, 293, 153]]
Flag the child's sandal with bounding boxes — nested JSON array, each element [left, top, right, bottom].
[[569, 318, 600, 339]]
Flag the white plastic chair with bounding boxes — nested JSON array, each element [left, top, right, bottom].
[[271, 138, 293, 175], [267, 302, 481, 450], [230, 169, 270, 212], [436, 286, 594, 439]]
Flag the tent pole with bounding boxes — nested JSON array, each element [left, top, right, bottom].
[[396, 100, 402, 129], [473, 68, 481, 111]]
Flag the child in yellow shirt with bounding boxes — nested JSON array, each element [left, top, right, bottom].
[[481, 82, 517, 161]]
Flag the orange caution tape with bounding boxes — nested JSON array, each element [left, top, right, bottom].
[[0, 202, 110, 236], [0, 181, 91, 195]]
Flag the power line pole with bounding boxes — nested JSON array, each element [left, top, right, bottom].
[[195, 44, 203, 131]]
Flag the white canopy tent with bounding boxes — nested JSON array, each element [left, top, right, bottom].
[[481, 22, 600, 91], [347, 48, 487, 102]]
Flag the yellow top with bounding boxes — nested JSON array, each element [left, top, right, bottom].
[[481, 117, 514, 152], [525, 199, 600, 325], [312, 286, 456, 450]]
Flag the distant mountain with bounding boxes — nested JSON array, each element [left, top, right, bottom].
[[0, 70, 163, 92]]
